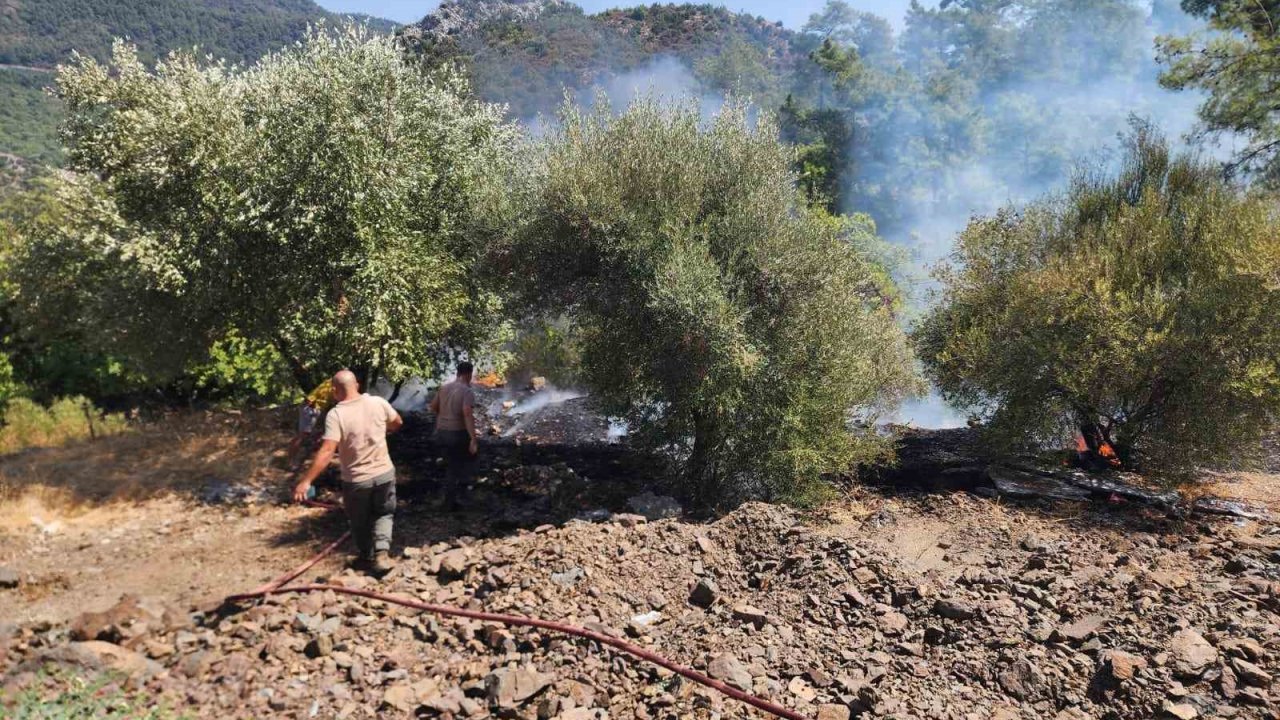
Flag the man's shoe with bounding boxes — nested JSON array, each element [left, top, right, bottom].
[[370, 551, 396, 577]]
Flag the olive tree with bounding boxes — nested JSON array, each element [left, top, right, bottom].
[[504, 100, 920, 507], [25, 24, 515, 389], [915, 125, 1280, 475]]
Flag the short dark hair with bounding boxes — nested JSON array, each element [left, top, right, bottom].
[[457, 361, 474, 376]]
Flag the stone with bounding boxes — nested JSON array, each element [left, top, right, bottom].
[[1101, 650, 1148, 682], [816, 704, 851, 720], [689, 578, 718, 608], [1057, 614, 1107, 643], [14, 641, 162, 681], [1170, 629, 1217, 678], [732, 604, 770, 629], [437, 549, 470, 577], [486, 666, 553, 708], [998, 659, 1045, 701], [550, 567, 586, 587], [1162, 701, 1198, 720], [626, 492, 682, 521], [788, 676, 818, 702], [1231, 657, 1273, 687], [879, 611, 909, 634], [708, 652, 753, 691], [382, 685, 417, 713], [0, 567, 18, 589], [933, 599, 976, 620], [305, 635, 334, 659]]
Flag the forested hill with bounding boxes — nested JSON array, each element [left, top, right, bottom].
[[402, 1, 805, 119], [0, 0, 396, 67], [0, 0, 395, 178], [402, 0, 1203, 260]]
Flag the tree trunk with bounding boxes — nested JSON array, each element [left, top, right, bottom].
[[387, 379, 405, 404], [688, 411, 721, 509], [271, 335, 312, 392]]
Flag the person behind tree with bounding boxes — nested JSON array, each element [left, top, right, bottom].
[[292, 369, 403, 576], [288, 378, 336, 469], [429, 361, 478, 507]]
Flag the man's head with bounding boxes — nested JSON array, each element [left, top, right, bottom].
[[332, 369, 359, 401], [457, 361, 474, 385]]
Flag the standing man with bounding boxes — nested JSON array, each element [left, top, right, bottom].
[[429, 361, 478, 506], [293, 370, 403, 576]]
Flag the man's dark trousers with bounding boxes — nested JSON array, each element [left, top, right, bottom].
[[341, 469, 396, 559]]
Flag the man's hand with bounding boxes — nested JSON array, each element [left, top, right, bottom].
[[292, 439, 337, 504], [469, 437, 479, 456]]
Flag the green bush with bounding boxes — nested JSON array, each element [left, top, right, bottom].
[[0, 395, 127, 454], [915, 124, 1280, 475], [506, 99, 920, 507], [507, 318, 584, 387]]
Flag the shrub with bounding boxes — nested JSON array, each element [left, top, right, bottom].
[[914, 124, 1280, 475], [0, 396, 127, 454], [505, 99, 920, 507]]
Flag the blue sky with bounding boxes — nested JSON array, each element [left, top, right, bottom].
[[316, 1, 915, 28]]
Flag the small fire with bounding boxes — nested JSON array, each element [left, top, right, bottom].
[[1075, 433, 1122, 468], [474, 371, 506, 388]]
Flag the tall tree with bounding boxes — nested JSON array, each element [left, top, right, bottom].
[[505, 99, 921, 507], [19, 24, 515, 390], [1158, 0, 1280, 182], [915, 124, 1280, 474]]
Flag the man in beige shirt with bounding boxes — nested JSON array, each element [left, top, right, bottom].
[[293, 369, 403, 575]]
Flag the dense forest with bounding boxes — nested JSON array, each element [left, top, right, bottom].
[[406, 0, 1208, 271], [0, 0, 396, 176]]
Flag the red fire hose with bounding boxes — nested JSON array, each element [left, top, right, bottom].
[[225, 499, 811, 720]]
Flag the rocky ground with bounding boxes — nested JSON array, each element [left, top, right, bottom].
[[2, 401, 1280, 719]]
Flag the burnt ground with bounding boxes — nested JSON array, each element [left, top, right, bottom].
[[2, 395, 1280, 719]]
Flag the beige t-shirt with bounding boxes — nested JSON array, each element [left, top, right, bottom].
[[323, 394, 399, 484], [434, 380, 475, 432]]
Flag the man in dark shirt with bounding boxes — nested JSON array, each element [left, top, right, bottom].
[[429, 361, 478, 505]]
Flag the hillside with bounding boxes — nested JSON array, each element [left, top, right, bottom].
[[0, 0, 395, 181], [403, 1, 808, 119]]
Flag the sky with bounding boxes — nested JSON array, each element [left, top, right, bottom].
[[315, 0, 915, 28]]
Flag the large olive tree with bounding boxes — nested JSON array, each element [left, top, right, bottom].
[[503, 100, 920, 507], [20, 24, 515, 389], [915, 125, 1280, 475]]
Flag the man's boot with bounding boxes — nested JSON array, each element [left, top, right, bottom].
[[371, 551, 396, 577]]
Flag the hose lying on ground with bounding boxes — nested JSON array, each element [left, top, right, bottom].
[[223, 498, 811, 720]]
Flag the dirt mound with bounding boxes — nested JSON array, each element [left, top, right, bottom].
[[7, 489, 1280, 719]]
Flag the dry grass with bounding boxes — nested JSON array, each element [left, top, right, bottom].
[[0, 408, 294, 531]]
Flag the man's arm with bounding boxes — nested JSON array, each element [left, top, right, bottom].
[[428, 392, 440, 416], [293, 439, 337, 502], [383, 398, 403, 434], [464, 403, 478, 455]]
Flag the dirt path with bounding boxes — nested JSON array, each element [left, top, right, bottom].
[[1, 498, 348, 626]]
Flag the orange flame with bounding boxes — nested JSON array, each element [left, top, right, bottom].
[[474, 371, 505, 388]]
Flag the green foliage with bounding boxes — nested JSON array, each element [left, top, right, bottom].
[[506, 99, 921, 506], [407, 3, 797, 119], [186, 329, 296, 404], [0, 0, 395, 67], [507, 318, 584, 387], [915, 125, 1280, 475], [0, 395, 128, 454], [1158, 0, 1280, 183], [0, 70, 62, 168], [1, 670, 178, 719], [25, 25, 515, 392]]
